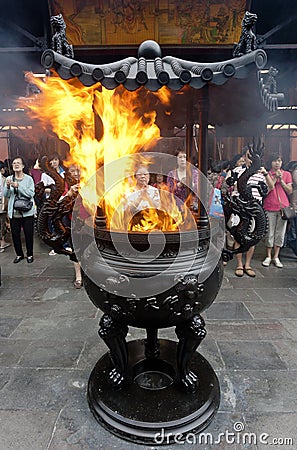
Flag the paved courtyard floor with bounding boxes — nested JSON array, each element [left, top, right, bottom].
[[0, 232, 296, 449]]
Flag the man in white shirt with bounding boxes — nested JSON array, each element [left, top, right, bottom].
[[41, 172, 55, 199]]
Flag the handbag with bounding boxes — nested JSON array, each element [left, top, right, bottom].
[[280, 206, 297, 220], [13, 177, 33, 212], [275, 182, 296, 220], [14, 196, 33, 212]]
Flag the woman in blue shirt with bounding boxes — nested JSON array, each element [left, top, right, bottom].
[[4, 156, 35, 263]]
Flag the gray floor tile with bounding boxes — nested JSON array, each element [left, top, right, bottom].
[[254, 288, 297, 302], [198, 339, 225, 371], [230, 277, 297, 289], [18, 340, 86, 368], [49, 300, 97, 319], [47, 409, 142, 450], [1, 263, 47, 278], [10, 318, 98, 340], [0, 339, 30, 366], [257, 266, 297, 277], [1, 277, 54, 290], [270, 340, 297, 370], [217, 371, 247, 412], [0, 410, 58, 450], [244, 302, 297, 319], [0, 318, 22, 337], [225, 370, 297, 413], [217, 341, 287, 370], [278, 319, 297, 339], [42, 287, 72, 301], [0, 286, 48, 300], [215, 288, 261, 303], [206, 302, 253, 320], [41, 266, 76, 278], [0, 367, 88, 410], [76, 335, 108, 370], [252, 320, 296, 339], [0, 299, 56, 319], [207, 320, 292, 340], [41, 287, 91, 302], [244, 413, 296, 448], [0, 368, 12, 390]]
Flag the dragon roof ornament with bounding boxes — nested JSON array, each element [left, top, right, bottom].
[[258, 68, 284, 112]]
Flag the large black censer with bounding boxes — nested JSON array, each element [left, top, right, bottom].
[[81, 226, 223, 444], [39, 15, 272, 444]]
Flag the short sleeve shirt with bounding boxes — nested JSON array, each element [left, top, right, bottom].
[[232, 166, 266, 201], [263, 170, 292, 211]]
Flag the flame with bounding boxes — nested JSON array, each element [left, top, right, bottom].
[[20, 73, 194, 232], [92, 85, 161, 228]]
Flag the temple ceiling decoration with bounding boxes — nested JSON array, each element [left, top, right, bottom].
[[49, 0, 248, 46]]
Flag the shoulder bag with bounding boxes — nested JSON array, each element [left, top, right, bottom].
[[13, 177, 33, 212], [280, 206, 297, 220], [275, 182, 297, 220]]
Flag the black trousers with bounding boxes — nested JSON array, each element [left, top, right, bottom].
[[10, 215, 34, 257]]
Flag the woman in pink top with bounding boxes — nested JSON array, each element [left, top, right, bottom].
[[262, 154, 292, 268]]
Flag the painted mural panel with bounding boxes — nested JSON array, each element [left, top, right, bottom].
[[49, 0, 249, 46]]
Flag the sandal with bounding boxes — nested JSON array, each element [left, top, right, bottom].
[[235, 267, 244, 277], [243, 266, 256, 277], [73, 279, 83, 289]]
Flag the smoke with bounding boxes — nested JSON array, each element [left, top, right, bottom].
[[0, 0, 49, 99], [0, 54, 44, 99]]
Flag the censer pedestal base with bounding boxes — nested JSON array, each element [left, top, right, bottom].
[[88, 339, 220, 445]]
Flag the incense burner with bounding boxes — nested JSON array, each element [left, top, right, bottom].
[[80, 224, 223, 444]]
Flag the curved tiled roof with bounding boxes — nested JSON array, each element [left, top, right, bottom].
[[41, 39, 267, 92]]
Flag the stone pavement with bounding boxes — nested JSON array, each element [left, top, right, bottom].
[[0, 232, 296, 450]]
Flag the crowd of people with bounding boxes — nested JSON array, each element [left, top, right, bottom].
[[0, 153, 84, 288], [208, 148, 297, 276], [123, 149, 199, 231], [0, 147, 296, 285]]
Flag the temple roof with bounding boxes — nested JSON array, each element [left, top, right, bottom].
[[40, 40, 285, 127], [42, 40, 268, 93]]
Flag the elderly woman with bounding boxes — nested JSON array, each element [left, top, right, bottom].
[[4, 155, 35, 263], [125, 165, 160, 214], [123, 165, 160, 230]]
